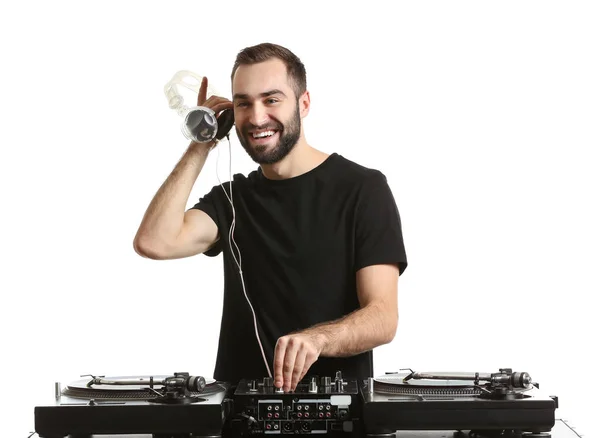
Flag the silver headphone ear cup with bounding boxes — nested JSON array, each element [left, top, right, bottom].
[[182, 107, 218, 143]]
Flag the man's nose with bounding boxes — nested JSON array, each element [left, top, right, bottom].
[[249, 104, 269, 127]]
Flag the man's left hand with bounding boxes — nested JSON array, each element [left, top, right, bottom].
[[273, 332, 324, 392]]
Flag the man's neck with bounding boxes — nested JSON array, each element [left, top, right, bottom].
[[260, 140, 330, 180]]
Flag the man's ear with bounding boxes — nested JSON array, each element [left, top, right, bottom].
[[299, 90, 310, 118]]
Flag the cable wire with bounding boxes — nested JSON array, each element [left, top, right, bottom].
[[215, 135, 272, 378]]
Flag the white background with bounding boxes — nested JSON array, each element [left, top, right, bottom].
[[1, 1, 598, 437]]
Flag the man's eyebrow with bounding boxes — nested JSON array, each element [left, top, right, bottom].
[[233, 89, 286, 100]]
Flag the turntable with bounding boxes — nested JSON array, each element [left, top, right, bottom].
[[34, 372, 232, 438], [33, 367, 563, 438], [359, 368, 559, 437]]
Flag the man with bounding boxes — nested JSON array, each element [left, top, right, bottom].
[[133, 43, 407, 393]]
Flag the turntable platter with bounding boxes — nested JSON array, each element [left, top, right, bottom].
[[62, 375, 223, 400], [372, 372, 485, 397], [68, 375, 217, 390], [372, 371, 532, 397], [374, 372, 476, 388]]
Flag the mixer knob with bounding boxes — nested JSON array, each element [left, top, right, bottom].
[[309, 377, 317, 393], [250, 379, 258, 391], [334, 371, 344, 392], [320, 376, 331, 387], [263, 377, 274, 388]]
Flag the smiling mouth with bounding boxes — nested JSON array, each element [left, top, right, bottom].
[[251, 130, 278, 139]]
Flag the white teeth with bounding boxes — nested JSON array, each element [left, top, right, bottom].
[[252, 130, 275, 139]]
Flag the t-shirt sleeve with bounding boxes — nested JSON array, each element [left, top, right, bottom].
[[354, 171, 408, 276], [189, 184, 225, 257]]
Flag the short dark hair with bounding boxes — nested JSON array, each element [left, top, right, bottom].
[[231, 43, 307, 99]]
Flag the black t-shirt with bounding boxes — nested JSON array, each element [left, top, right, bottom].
[[192, 152, 407, 384]]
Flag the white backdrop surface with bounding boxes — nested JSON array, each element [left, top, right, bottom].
[[0, 1, 598, 437]]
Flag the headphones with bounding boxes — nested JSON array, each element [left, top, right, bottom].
[[164, 70, 235, 143]]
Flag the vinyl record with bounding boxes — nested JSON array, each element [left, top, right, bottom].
[[374, 372, 475, 387], [63, 375, 223, 401]]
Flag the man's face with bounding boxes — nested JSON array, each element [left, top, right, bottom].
[[232, 59, 303, 165]]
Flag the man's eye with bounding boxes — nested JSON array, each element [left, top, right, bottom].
[[267, 98, 278, 104], [236, 102, 249, 108]]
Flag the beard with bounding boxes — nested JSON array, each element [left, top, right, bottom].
[[236, 104, 301, 165]]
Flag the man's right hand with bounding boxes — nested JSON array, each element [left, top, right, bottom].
[[191, 77, 234, 149]]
